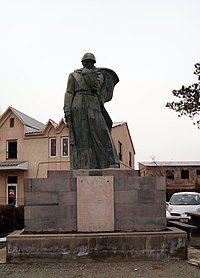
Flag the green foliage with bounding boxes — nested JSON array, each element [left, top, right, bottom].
[[166, 63, 200, 127], [0, 205, 24, 235]]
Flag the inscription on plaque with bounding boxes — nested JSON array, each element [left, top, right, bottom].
[[77, 176, 114, 232]]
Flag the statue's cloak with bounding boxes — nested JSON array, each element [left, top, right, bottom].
[[98, 68, 119, 131]]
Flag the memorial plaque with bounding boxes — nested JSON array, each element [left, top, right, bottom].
[[77, 176, 114, 232]]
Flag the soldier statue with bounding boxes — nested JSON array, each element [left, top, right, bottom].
[[64, 53, 119, 169]]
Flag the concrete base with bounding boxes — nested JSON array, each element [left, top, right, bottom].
[[6, 227, 187, 263]]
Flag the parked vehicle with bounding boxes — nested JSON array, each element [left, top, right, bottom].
[[166, 192, 200, 223]]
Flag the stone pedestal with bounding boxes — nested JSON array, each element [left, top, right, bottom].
[[6, 170, 187, 262], [24, 169, 166, 232]]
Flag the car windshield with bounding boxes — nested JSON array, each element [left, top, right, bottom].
[[170, 194, 200, 205]]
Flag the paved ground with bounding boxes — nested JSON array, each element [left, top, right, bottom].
[[0, 236, 200, 278]]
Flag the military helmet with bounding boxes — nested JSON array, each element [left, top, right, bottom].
[[81, 53, 96, 63]]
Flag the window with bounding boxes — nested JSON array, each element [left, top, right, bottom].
[[166, 170, 174, 180], [129, 152, 132, 167], [6, 140, 17, 159], [196, 169, 200, 175], [170, 193, 200, 205], [181, 169, 189, 179], [50, 138, 56, 157], [118, 141, 122, 161], [7, 176, 17, 183], [61, 137, 69, 156], [10, 118, 14, 127]]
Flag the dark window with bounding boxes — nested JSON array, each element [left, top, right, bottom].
[[181, 169, 189, 179], [62, 137, 69, 156], [6, 140, 17, 159], [50, 138, 56, 156], [10, 118, 14, 127], [118, 141, 122, 161], [166, 170, 174, 180], [196, 169, 200, 175], [129, 152, 132, 167]]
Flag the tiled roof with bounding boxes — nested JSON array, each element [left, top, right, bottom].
[[11, 107, 45, 133], [139, 161, 200, 167], [0, 161, 26, 167], [0, 161, 28, 170]]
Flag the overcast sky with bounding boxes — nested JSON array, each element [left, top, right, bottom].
[[1, 0, 200, 167]]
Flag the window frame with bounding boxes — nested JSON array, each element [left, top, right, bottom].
[[6, 139, 18, 159], [10, 118, 14, 127], [166, 170, 175, 180], [196, 169, 200, 176], [61, 137, 69, 157], [181, 169, 189, 179], [49, 138, 57, 157]]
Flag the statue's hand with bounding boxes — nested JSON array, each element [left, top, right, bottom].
[[64, 112, 71, 127], [82, 68, 91, 75]]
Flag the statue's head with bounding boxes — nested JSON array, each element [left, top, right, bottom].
[[81, 53, 96, 69]]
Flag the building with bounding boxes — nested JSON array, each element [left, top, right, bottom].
[[111, 122, 136, 170], [0, 107, 135, 206], [139, 161, 200, 199]]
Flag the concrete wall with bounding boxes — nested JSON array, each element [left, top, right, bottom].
[[24, 169, 166, 232], [6, 228, 187, 262]]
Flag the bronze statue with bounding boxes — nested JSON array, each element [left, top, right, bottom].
[[64, 53, 119, 169]]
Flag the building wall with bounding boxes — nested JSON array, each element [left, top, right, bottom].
[[0, 113, 25, 205], [47, 124, 70, 172], [111, 123, 135, 169], [0, 112, 25, 161], [24, 136, 48, 178], [23, 124, 70, 179], [139, 163, 200, 195], [0, 174, 5, 204]]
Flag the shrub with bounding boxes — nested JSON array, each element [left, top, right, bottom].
[[0, 205, 24, 235]]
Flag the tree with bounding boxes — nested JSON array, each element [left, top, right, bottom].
[[166, 62, 200, 127]]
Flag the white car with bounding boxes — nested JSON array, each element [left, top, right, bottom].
[[166, 192, 200, 223]]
